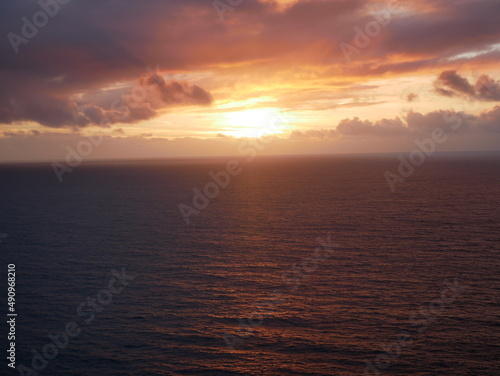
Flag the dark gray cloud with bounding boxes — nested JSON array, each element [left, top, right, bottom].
[[474, 74, 500, 101], [434, 71, 500, 101], [0, 71, 212, 128]]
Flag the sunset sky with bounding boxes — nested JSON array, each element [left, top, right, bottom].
[[1, 0, 499, 162]]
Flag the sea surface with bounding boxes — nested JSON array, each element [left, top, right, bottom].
[[0, 154, 499, 376]]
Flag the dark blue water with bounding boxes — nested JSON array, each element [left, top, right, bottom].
[[0, 155, 499, 375]]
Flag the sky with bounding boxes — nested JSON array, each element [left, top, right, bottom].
[[0, 0, 500, 162]]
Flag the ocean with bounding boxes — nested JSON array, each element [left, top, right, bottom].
[[0, 154, 499, 375]]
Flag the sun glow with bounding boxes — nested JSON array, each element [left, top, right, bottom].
[[221, 108, 290, 138]]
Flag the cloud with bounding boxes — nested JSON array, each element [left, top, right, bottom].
[[336, 117, 407, 137], [434, 70, 475, 97], [273, 106, 500, 140], [377, 0, 500, 60], [333, 106, 500, 137], [1, 0, 500, 132], [0, 71, 213, 128], [476, 105, 500, 133], [407, 93, 418, 102], [434, 70, 500, 101], [474, 74, 500, 101]]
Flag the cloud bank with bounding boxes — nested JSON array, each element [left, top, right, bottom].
[[1, 0, 500, 129]]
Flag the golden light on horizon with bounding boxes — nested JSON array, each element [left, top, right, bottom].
[[220, 108, 291, 138]]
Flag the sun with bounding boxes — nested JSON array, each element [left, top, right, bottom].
[[221, 108, 290, 138]]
